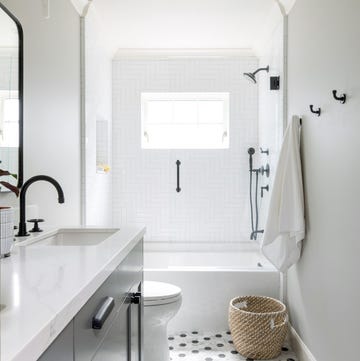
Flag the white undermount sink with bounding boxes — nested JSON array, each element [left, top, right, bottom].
[[18, 228, 120, 247]]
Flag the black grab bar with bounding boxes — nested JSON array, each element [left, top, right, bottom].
[[176, 160, 181, 193]]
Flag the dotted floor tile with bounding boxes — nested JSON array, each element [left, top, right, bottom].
[[168, 331, 298, 361]]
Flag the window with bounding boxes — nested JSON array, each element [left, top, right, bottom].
[[141, 92, 229, 149]]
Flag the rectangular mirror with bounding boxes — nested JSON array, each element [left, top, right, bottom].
[[0, 3, 23, 191]]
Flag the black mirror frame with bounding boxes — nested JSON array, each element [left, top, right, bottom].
[[0, 2, 23, 188]]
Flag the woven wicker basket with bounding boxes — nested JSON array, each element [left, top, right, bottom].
[[228, 296, 288, 360]]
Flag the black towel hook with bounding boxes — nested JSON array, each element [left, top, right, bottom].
[[332, 90, 346, 104], [310, 105, 321, 116]]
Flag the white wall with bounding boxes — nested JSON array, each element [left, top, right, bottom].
[[286, 1, 360, 360], [83, 6, 113, 226], [93, 0, 274, 50], [0, 0, 81, 226], [112, 54, 259, 248]]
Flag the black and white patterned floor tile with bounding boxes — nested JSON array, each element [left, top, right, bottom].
[[168, 331, 298, 361]]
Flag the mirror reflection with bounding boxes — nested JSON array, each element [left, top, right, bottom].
[[0, 6, 20, 191]]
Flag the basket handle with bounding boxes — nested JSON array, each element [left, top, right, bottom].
[[270, 314, 288, 330]]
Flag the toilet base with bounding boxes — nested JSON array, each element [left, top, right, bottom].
[[144, 298, 182, 361]]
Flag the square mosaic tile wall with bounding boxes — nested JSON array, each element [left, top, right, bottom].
[[168, 331, 297, 361]]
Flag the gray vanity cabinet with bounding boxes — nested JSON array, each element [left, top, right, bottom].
[[129, 282, 143, 361], [73, 267, 127, 360], [92, 281, 143, 361], [38, 322, 74, 361], [38, 239, 143, 361], [74, 240, 143, 360]]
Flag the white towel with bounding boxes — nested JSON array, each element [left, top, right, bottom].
[[261, 115, 305, 273]]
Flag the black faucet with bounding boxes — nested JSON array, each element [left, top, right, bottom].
[[16, 175, 65, 237]]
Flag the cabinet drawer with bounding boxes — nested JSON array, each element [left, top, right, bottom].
[[92, 301, 131, 361], [74, 269, 123, 361], [74, 240, 143, 361]]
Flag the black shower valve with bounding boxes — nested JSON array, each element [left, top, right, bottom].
[[260, 164, 270, 178], [261, 185, 269, 198]]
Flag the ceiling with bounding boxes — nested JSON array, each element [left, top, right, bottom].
[[89, 0, 283, 53]]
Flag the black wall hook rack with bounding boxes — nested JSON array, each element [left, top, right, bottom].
[[332, 90, 346, 104], [310, 104, 321, 116]]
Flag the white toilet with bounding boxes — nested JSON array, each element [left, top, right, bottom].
[[144, 281, 182, 361]]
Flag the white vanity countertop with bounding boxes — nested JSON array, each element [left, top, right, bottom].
[[0, 226, 145, 361]]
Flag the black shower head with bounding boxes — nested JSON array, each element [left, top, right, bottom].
[[243, 66, 270, 84], [243, 72, 257, 83]]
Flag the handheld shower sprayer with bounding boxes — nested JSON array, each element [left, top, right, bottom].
[[247, 147, 270, 240], [248, 147, 255, 170]]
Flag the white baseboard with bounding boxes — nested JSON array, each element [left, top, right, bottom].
[[289, 325, 317, 361]]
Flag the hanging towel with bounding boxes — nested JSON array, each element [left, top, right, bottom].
[[261, 115, 305, 273]]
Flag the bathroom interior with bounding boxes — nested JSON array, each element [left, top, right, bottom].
[[0, 1, 359, 361]]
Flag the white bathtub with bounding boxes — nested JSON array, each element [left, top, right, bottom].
[[144, 248, 280, 332]]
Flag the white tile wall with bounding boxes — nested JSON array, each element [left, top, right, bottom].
[[112, 57, 259, 246], [0, 48, 19, 194], [0, 48, 18, 90], [257, 20, 285, 235]]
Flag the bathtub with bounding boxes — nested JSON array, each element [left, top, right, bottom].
[[144, 247, 280, 332]]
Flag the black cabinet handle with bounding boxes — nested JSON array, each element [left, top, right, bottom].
[[176, 160, 181, 193], [92, 296, 115, 330], [130, 292, 141, 304]]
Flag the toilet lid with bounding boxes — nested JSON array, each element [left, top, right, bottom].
[[144, 281, 181, 303]]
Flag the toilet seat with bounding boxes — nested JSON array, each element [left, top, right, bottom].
[[144, 281, 182, 306]]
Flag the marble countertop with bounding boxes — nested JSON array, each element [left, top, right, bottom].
[[0, 225, 145, 361]]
